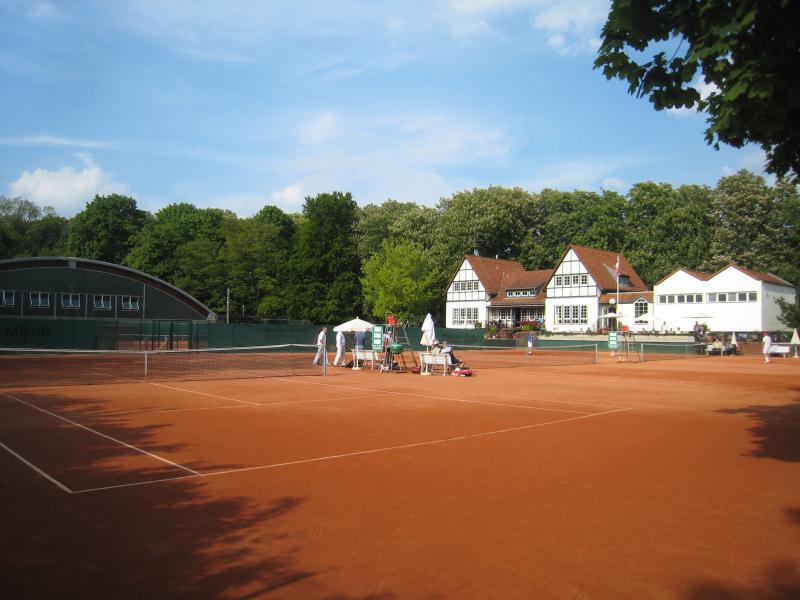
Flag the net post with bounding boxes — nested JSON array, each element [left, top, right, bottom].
[[144, 350, 148, 377], [594, 343, 598, 364]]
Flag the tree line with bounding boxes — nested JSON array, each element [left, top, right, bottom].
[[1, 169, 798, 325]]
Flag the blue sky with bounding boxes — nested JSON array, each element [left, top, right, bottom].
[[0, 0, 767, 218]]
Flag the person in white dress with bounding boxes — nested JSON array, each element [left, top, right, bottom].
[[334, 329, 347, 367], [313, 327, 329, 366], [762, 331, 772, 364]]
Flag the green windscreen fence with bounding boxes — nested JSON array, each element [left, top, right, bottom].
[[0, 318, 502, 351]]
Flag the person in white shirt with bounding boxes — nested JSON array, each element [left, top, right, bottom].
[[313, 327, 329, 366], [334, 329, 347, 367], [762, 331, 772, 364]]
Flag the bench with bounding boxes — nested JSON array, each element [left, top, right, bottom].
[[705, 344, 738, 356], [352, 349, 378, 369], [419, 352, 451, 375], [770, 344, 791, 357]]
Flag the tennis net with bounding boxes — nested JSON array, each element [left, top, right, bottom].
[[0, 344, 324, 387], [450, 343, 599, 368], [638, 342, 707, 362]]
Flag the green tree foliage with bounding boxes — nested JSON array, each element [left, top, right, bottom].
[[622, 182, 713, 285], [124, 203, 228, 283], [521, 190, 626, 269], [361, 239, 442, 321], [355, 200, 438, 263], [703, 170, 784, 276], [776, 297, 800, 331], [221, 216, 292, 319], [68, 194, 150, 264], [0, 196, 68, 258], [174, 237, 227, 313], [595, 0, 800, 181], [435, 187, 540, 267], [289, 192, 362, 322]]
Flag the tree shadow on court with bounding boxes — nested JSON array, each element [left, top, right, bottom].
[[717, 397, 800, 462], [1, 388, 322, 598], [685, 561, 800, 599]]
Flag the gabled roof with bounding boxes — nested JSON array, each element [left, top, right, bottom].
[[566, 245, 647, 292], [721, 264, 793, 287], [654, 267, 712, 286], [655, 264, 794, 287], [491, 269, 553, 306], [462, 254, 525, 295]]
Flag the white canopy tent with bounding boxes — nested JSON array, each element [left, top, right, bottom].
[[333, 317, 374, 333]]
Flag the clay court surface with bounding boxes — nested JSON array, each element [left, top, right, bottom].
[[2, 354, 799, 598]]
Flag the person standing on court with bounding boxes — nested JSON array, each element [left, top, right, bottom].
[[762, 331, 773, 364], [313, 327, 329, 366], [334, 328, 347, 367]]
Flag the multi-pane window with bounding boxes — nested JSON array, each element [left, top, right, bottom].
[[121, 296, 140, 311], [555, 304, 588, 325], [453, 280, 479, 292], [452, 307, 479, 325], [61, 293, 81, 309], [30, 292, 49, 307], [1, 290, 14, 306], [580, 274, 588, 285], [554, 276, 562, 286], [707, 291, 757, 303], [618, 275, 631, 287], [658, 293, 702, 304], [634, 299, 648, 322], [507, 289, 535, 297], [93, 295, 112, 310]]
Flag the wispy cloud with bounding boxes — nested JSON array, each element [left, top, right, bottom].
[[0, 133, 112, 149], [8, 153, 129, 216], [523, 155, 639, 192]]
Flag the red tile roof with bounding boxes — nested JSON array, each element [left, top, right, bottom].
[[568, 245, 646, 292], [655, 264, 793, 287], [599, 291, 654, 304], [491, 269, 553, 306], [721, 264, 794, 287], [463, 254, 525, 295], [654, 267, 712, 286]]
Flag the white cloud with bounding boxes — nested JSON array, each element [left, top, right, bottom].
[[270, 184, 305, 207], [8, 154, 129, 216], [600, 177, 629, 192], [667, 76, 721, 117], [523, 156, 637, 192], [297, 111, 343, 145]]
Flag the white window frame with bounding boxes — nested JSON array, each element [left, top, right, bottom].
[[1, 290, 14, 306], [61, 293, 81, 309], [30, 291, 50, 308], [93, 295, 112, 310], [121, 296, 140, 311]]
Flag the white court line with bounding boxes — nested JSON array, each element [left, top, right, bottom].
[[269, 376, 611, 413], [0, 440, 74, 494], [73, 406, 632, 494], [0, 390, 201, 476], [96, 393, 383, 417]]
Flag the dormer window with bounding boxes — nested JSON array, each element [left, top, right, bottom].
[[507, 289, 535, 298], [618, 275, 631, 287]]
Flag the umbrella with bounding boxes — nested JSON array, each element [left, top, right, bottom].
[[730, 332, 738, 346], [598, 312, 621, 319], [791, 328, 799, 359], [420, 313, 437, 348], [333, 317, 374, 332]]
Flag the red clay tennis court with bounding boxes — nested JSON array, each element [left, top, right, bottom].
[[2, 351, 799, 598]]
